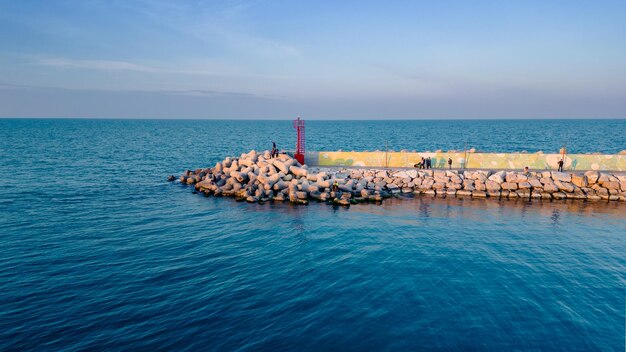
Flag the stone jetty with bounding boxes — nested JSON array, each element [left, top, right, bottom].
[[171, 150, 626, 206]]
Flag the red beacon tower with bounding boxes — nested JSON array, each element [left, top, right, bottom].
[[293, 115, 305, 165]]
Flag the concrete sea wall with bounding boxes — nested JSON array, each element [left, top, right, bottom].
[[305, 151, 626, 171]]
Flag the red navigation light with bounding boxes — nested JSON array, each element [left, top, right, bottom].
[[293, 116, 305, 164]]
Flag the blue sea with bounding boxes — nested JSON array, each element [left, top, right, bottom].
[[1, 119, 625, 351]]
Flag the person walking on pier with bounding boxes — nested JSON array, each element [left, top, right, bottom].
[[426, 157, 432, 169], [557, 158, 564, 172], [448, 157, 452, 169]]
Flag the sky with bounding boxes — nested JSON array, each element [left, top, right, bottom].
[[0, 0, 625, 119]]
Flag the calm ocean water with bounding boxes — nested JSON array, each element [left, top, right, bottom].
[[1, 119, 625, 351]]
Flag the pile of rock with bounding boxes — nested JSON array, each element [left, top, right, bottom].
[[170, 150, 626, 205], [452, 169, 625, 201]]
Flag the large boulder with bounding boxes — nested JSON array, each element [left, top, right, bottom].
[[551, 172, 571, 182], [584, 171, 600, 184], [571, 174, 588, 188], [432, 182, 446, 190], [434, 175, 450, 184], [539, 177, 553, 185], [528, 178, 543, 188], [505, 173, 518, 183], [554, 180, 574, 193], [501, 182, 518, 190], [592, 185, 608, 196], [543, 183, 558, 193], [603, 181, 621, 190], [487, 190, 501, 198], [474, 172, 489, 183], [488, 172, 505, 184], [446, 182, 462, 190], [540, 192, 552, 200], [392, 171, 409, 178], [485, 180, 501, 191], [387, 183, 400, 190], [450, 175, 463, 184], [421, 179, 435, 189], [597, 174, 611, 185]]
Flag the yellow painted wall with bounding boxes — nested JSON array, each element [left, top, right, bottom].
[[305, 151, 626, 171]]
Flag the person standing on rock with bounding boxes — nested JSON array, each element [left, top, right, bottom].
[[271, 141, 278, 158], [557, 159, 564, 172], [448, 158, 452, 169]]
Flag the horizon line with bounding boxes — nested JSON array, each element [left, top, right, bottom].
[[2, 117, 625, 121]]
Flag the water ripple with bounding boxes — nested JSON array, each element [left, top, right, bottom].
[[0, 119, 625, 351]]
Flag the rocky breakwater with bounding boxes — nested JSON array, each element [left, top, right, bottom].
[[171, 150, 626, 206]]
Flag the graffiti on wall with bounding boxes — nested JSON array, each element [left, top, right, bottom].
[[305, 151, 625, 171]]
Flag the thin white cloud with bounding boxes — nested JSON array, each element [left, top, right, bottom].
[[0, 81, 278, 99], [37, 58, 160, 72], [29, 55, 291, 80]]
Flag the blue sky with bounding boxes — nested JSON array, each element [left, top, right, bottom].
[[1, 0, 625, 118]]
